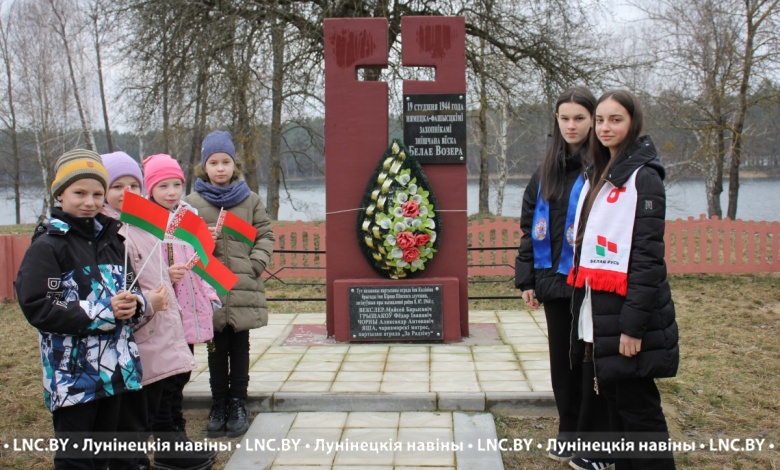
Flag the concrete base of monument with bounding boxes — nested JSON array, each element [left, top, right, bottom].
[[333, 277, 462, 343]]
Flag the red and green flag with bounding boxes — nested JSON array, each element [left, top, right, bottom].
[[119, 190, 170, 240], [192, 254, 238, 296], [218, 209, 257, 248], [172, 210, 215, 266]]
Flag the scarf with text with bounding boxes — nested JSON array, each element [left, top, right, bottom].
[[567, 168, 641, 296], [532, 173, 585, 275]]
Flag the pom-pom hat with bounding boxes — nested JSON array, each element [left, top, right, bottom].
[[51, 149, 109, 198]]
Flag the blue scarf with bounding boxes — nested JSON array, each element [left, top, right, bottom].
[[532, 173, 585, 275], [194, 178, 252, 209]]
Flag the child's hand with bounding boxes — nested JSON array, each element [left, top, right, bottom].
[[209, 226, 219, 242], [148, 285, 169, 312], [169, 263, 188, 283], [111, 291, 138, 320]]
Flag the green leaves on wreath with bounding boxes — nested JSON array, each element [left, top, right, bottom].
[[356, 139, 442, 279]]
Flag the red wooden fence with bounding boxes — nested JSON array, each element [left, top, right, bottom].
[[2, 216, 778, 300]]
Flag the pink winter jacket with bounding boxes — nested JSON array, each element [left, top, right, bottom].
[[102, 205, 195, 386], [165, 201, 219, 345]]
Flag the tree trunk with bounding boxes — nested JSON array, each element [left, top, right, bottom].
[[0, 13, 21, 223], [495, 104, 509, 216], [267, 19, 284, 220], [477, 36, 490, 215], [33, 131, 51, 220], [92, 4, 113, 152]]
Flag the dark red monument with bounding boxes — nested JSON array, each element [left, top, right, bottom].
[[324, 16, 468, 342]]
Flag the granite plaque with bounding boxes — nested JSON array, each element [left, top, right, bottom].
[[403, 93, 467, 164], [349, 284, 443, 341]]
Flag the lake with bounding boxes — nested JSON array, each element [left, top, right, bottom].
[[2, 178, 778, 225]]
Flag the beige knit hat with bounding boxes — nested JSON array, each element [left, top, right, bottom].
[[51, 149, 109, 198]]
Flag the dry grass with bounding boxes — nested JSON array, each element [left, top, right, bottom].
[[2, 274, 779, 469]]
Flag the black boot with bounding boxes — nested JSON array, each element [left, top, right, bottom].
[[173, 417, 217, 461], [225, 397, 250, 437], [152, 444, 213, 470], [206, 398, 227, 438]]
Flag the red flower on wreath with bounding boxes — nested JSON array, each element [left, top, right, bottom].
[[402, 247, 420, 262], [396, 231, 416, 249], [401, 201, 420, 218], [414, 233, 431, 246]]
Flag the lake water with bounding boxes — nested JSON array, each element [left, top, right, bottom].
[[2, 178, 778, 224]]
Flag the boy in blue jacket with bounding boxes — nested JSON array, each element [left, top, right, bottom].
[[16, 149, 146, 470]]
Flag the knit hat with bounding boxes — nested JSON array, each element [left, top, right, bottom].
[[51, 149, 109, 198], [101, 151, 144, 190], [142, 154, 185, 194], [201, 131, 236, 167]]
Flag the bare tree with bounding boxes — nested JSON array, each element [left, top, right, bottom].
[[47, 0, 96, 150], [0, 2, 22, 223], [88, 0, 114, 152]]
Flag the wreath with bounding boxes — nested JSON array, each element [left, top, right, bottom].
[[357, 139, 442, 279]]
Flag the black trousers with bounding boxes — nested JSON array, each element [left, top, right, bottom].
[[208, 326, 250, 400], [600, 377, 676, 470], [52, 394, 122, 470], [108, 379, 168, 469], [543, 298, 582, 443], [576, 346, 613, 460], [169, 344, 194, 426]]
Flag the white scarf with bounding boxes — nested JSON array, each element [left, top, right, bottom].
[[568, 168, 641, 296]]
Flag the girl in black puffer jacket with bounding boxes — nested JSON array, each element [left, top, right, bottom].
[[569, 90, 679, 470], [516, 87, 611, 466]]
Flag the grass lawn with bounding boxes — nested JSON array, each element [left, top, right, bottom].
[[1, 272, 778, 469]]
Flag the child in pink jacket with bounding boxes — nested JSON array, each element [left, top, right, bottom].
[[143, 154, 220, 455]]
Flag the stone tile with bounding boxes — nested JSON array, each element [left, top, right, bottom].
[[248, 371, 291, 382], [394, 427, 455, 466], [246, 381, 284, 393], [298, 352, 346, 363], [287, 371, 336, 382], [430, 381, 481, 393], [335, 371, 384, 382], [343, 353, 387, 362], [385, 361, 428, 372], [379, 381, 430, 393], [477, 369, 526, 381], [270, 428, 341, 466], [340, 361, 386, 372], [430, 371, 477, 382], [265, 346, 309, 355], [292, 412, 349, 429], [380, 371, 429, 383], [472, 352, 518, 362], [429, 353, 474, 362], [348, 344, 391, 353], [388, 345, 430, 354], [332, 428, 396, 465], [471, 345, 514, 353], [521, 359, 551, 370], [399, 411, 452, 428], [517, 352, 549, 362], [345, 411, 400, 428], [386, 353, 429, 362], [431, 345, 471, 354], [512, 342, 550, 353], [278, 381, 332, 392], [473, 361, 521, 371], [479, 381, 532, 392], [292, 361, 341, 372], [430, 361, 475, 372], [523, 369, 552, 381], [330, 381, 381, 393]]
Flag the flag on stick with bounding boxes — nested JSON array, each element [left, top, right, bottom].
[[192, 255, 238, 296], [172, 210, 215, 266], [119, 190, 170, 240], [217, 208, 257, 248]]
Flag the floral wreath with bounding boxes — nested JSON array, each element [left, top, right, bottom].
[[357, 139, 442, 279]]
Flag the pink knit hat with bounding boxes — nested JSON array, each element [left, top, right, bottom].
[[142, 154, 185, 194]]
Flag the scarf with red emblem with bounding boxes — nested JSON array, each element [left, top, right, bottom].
[[567, 168, 641, 296]]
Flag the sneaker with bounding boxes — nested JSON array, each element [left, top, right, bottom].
[[225, 397, 250, 437], [548, 446, 574, 462], [569, 456, 615, 470], [206, 398, 228, 438], [173, 417, 217, 461]]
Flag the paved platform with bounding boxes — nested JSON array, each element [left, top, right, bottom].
[[183, 310, 554, 469]]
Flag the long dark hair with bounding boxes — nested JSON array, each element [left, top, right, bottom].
[[540, 86, 596, 202], [576, 90, 644, 247]]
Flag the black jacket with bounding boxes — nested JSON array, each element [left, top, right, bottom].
[[571, 136, 679, 382], [515, 149, 584, 303]]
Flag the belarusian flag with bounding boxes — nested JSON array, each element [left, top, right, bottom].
[[173, 210, 215, 266], [192, 254, 238, 296], [219, 209, 257, 248], [119, 190, 170, 240]]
